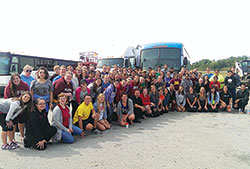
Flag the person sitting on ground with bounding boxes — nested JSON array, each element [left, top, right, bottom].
[[197, 87, 208, 112], [158, 88, 165, 114], [163, 88, 170, 113], [73, 94, 101, 135], [24, 98, 57, 150], [186, 86, 197, 112], [0, 92, 33, 150], [117, 93, 135, 126], [52, 94, 82, 144], [219, 85, 232, 112], [93, 94, 111, 131], [20, 64, 34, 87], [234, 84, 249, 114], [176, 85, 186, 112], [207, 86, 220, 112], [168, 84, 177, 111], [131, 89, 146, 123], [150, 85, 161, 116]]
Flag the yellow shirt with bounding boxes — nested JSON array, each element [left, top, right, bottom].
[[73, 102, 93, 124]]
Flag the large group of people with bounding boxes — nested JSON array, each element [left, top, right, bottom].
[[0, 62, 249, 150]]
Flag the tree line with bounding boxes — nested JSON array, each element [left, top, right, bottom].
[[190, 56, 249, 71]]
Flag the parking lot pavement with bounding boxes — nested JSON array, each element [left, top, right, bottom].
[[1, 110, 250, 169]]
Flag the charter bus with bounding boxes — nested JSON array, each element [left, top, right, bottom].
[[0, 52, 78, 96], [140, 42, 190, 71]]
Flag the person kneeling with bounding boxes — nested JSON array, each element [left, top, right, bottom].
[[52, 94, 82, 144], [186, 86, 197, 112], [117, 93, 135, 126], [207, 86, 220, 112], [219, 85, 232, 112], [93, 94, 111, 131], [24, 98, 57, 150], [73, 94, 101, 136]]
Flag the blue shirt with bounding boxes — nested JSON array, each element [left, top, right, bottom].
[[52, 75, 62, 83], [20, 74, 34, 87]]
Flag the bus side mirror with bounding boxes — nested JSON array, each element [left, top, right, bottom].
[[183, 57, 188, 65]]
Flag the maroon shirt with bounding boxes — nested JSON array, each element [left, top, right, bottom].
[[53, 77, 73, 100], [170, 78, 182, 91], [4, 80, 29, 99]]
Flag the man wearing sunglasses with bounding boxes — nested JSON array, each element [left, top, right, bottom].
[[20, 65, 34, 87]]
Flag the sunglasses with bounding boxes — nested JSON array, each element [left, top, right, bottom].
[[26, 70, 32, 72]]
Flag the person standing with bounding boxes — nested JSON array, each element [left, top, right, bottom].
[[20, 65, 34, 87], [224, 70, 236, 104], [30, 67, 53, 112]]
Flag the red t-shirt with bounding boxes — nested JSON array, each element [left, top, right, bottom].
[[140, 93, 151, 106], [58, 104, 70, 128], [209, 81, 220, 90]]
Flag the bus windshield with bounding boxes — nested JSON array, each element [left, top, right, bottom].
[[97, 58, 124, 68], [141, 48, 181, 70], [0, 55, 10, 75]]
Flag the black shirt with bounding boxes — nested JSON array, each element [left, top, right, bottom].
[[220, 90, 232, 105], [186, 93, 197, 104], [131, 95, 143, 110]]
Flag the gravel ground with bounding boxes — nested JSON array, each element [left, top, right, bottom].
[[1, 109, 250, 169]]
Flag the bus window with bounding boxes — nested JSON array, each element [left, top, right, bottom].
[[0, 56, 10, 75], [141, 49, 159, 69]]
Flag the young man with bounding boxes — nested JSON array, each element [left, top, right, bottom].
[[234, 84, 249, 114], [73, 94, 101, 135], [224, 70, 237, 103], [131, 89, 146, 123]]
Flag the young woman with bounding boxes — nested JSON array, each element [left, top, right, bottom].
[[86, 70, 95, 85], [207, 86, 220, 112], [196, 78, 204, 94], [202, 75, 210, 93], [93, 94, 111, 131], [4, 73, 30, 140], [74, 79, 91, 105], [72, 66, 83, 87], [104, 80, 119, 122], [0, 92, 33, 150], [176, 85, 186, 112], [52, 94, 82, 144], [170, 73, 181, 91], [4, 73, 29, 99], [209, 76, 220, 91], [140, 88, 153, 116], [24, 98, 57, 150], [197, 87, 208, 112], [117, 93, 135, 126], [163, 88, 170, 113], [30, 67, 53, 112], [88, 78, 102, 103], [115, 80, 129, 104], [158, 88, 165, 114], [219, 85, 232, 112], [150, 85, 161, 116], [186, 86, 197, 112]]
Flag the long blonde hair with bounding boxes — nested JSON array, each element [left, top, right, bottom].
[[199, 87, 206, 99], [97, 93, 105, 113]]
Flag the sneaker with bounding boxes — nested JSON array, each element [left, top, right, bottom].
[[2, 144, 15, 150], [9, 141, 19, 149], [91, 128, 102, 134], [133, 119, 141, 123]]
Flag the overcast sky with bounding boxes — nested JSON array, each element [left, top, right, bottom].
[[0, 0, 250, 63]]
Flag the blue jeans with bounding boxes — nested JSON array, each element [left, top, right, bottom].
[[61, 125, 82, 144]]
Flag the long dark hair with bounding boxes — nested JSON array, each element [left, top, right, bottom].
[[93, 78, 102, 93], [37, 66, 49, 79], [209, 86, 218, 101], [177, 85, 185, 95], [12, 91, 33, 113], [10, 73, 21, 97]]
